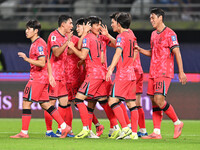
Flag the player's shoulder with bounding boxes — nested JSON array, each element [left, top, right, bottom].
[[165, 27, 176, 35], [72, 35, 79, 40]]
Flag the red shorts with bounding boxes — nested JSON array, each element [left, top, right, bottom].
[[23, 80, 49, 103], [67, 81, 80, 101], [49, 80, 68, 99], [135, 72, 143, 94], [110, 80, 136, 101], [78, 77, 107, 99], [147, 77, 171, 97]]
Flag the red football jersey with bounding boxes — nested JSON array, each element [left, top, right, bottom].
[[127, 29, 143, 74], [82, 33, 106, 79], [64, 35, 81, 82], [149, 27, 179, 79], [29, 37, 48, 84], [98, 34, 111, 69], [115, 30, 136, 81], [47, 29, 68, 80]]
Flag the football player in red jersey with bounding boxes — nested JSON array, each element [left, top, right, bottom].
[[44, 15, 73, 137], [10, 19, 71, 139], [68, 16, 118, 139], [136, 8, 187, 139], [106, 12, 139, 140]]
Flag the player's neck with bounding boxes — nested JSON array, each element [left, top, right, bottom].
[[119, 28, 128, 34], [31, 35, 39, 43], [57, 27, 66, 36], [156, 23, 166, 33]]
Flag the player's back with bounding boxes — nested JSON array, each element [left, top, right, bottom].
[[115, 30, 136, 80], [82, 33, 106, 79]]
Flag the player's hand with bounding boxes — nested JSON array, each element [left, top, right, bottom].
[[100, 24, 109, 37], [18, 52, 28, 61], [106, 68, 113, 81], [77, 60, 84, 69], [179, 72, 187, 85], [68, 31, 73, 41], [83, 22, 91, 34], [134, 45, 141, 52], [49, 75, 56, 87], [68, 41, 75, 49]]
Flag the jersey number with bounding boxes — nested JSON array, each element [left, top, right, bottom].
[[128, 40, 134, 58]]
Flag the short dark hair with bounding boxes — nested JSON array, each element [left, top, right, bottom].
[[150, 8, 165, 21], [26, 19, 41, 35], [76, 18, 85, 25], [116, 12, 131, 29], [110, 12, 120, 21], [58, 15, 72, 27], [85, 16, 100, 26]]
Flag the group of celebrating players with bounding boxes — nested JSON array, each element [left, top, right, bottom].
[[10, 7, 187, 140]]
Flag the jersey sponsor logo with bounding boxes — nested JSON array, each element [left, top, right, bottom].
[[51, 36, 56, 41], [83, 38, 87, 47], [116, 37, 121, 46], [38, 46, 44, 55], [171, 35, 177, 44]]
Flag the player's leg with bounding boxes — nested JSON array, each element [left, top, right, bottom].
[[40, 102, 71, 138], [124, 100, 138, 140], [118, 101, 131, 128], [142, 78, 162, 139], [123, 80, 138, 140], [136, 94, 148, 137], [87, 100, 99, 138], [74, 92, 89, 138], [10, 100, 32, 138], [44, 99, 58, 137]]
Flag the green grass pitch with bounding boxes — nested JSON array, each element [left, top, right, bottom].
[[0, 119, 199, 150]]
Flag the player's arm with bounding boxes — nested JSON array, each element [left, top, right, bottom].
[[47, 56, 56, 87], [18, 52, 45, 67], [135, 45, 151, 57], [172, 47, 187, 85], [106, 48, 122, 81], [77, 23, 91, 50], [101, 51, 105, 64], [133, 49, 138, 62], [52, 41, 69, 57], [68, 41, 88, 60], [100, 24, 116, 48]]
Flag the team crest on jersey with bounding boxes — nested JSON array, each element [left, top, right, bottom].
[[83, 38, 87, 47], [171, 35, 177, 44], [51, 36, 56, 41], [38, 46, 44, 55], [116, 37, 121, 46]]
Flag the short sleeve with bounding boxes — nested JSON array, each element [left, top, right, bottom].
[[50, 34, 60, 48], [36, 45, 45, 58], [168, 31, 179, 50], [116, 35, 125, 50], [82, 37, 90, 50]]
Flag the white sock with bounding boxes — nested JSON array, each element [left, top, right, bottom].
[[46, 130, 53, 134], [83, 126, 89, 130], [95, 123, 101, 127], [122, 126, 129, 130], [174, 119, 181, 125], [139, 128, 147, 133], [153, 128, 161, 135], [132, 132, 137, 135], [113, 125, 120, 130], [127, 123, 131, 128], [60, 123, 67, 130], [21, 130, 28, 135]]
